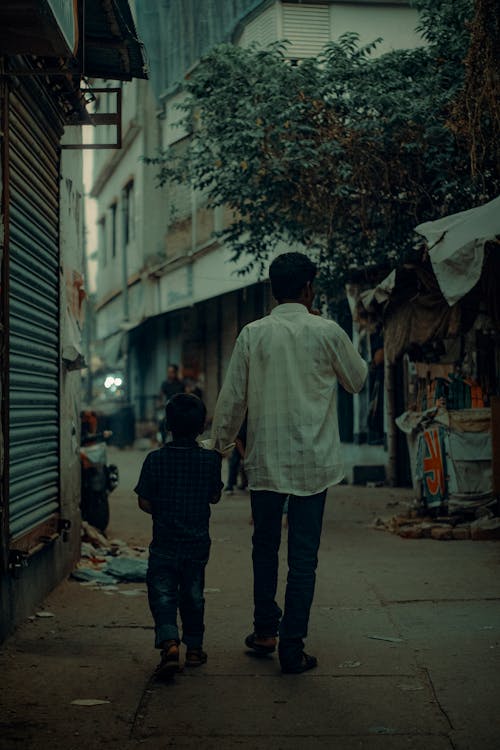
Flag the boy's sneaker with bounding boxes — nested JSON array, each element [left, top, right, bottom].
[[155, 640, 181, 679], [185, 647, 208, 667]]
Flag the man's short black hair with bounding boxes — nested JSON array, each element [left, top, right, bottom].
[[165, 393, 206, 439], [269, 252, 317, 301], [168, 363, 179, 373]]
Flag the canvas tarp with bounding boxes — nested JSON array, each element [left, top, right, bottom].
[[415, 195, 500, 307], [357, 197, 500, 362], [365, 262, 461, 363]]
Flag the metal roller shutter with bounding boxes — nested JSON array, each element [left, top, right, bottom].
[[7, 79, 61, 542]]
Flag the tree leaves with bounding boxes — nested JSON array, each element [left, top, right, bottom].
[[145, 0, 498, 297]]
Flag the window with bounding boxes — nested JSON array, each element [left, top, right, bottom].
[[98, 216, 107, 267], [124, 181, 135, 245], [110, 202, 117, 259]]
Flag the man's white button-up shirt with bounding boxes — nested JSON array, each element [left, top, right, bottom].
[[211, 303, 368, 496]]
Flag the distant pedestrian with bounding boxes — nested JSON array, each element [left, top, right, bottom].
[[160, 363, 184, 402], [157, 364, 184, 443], [211, 252, 367, 673], [135, 393, 223, 678]]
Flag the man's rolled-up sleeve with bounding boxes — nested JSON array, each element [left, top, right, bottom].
[[330, 324, 369, 394], [211, 331, 249, 451]]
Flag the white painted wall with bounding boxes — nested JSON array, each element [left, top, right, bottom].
[[235, 1, 422, 55], [330, 4, 421, 53], [59, 130, 85, 564], [91, 78, 168, 343]]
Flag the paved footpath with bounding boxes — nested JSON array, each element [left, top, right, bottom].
[[1, 447, 499, 750]]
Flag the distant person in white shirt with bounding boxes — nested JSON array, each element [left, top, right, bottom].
[[211, 252, 368, 673]]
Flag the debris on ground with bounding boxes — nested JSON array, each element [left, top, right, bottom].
[[106, 557, 148, 581], [71, 569, 119, 584], [371, 505, 500, 541], [70, 699, 111, 706], [71, 523, 149, 586], [81, 521, 109, 549], [117, 588, 147, 596], [366, 635, 404, 643]]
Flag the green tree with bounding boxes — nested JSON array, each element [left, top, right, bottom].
[[148, 0, 497, 296]]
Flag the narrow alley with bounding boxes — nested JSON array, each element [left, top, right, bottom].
[[1, 446, 499, 750]]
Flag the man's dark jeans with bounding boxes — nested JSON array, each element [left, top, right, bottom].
[[250, 489, 326, 664], [147, 552, 206, 649]]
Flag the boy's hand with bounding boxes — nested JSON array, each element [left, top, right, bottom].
[[200, 438, 236, 456], [210, 491, 222, 505], [138, 497, 152, 514]]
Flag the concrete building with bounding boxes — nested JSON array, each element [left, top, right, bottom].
[[0, 0, 146, 641], [89, 0, 423, 464]]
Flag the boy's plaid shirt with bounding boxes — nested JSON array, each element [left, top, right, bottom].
[[135, 439, 223, 563]]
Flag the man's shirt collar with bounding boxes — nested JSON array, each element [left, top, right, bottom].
[[270, 303, 309, 316]]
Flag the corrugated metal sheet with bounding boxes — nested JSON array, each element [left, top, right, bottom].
[[8, 82, 61, 541], [282, 3, 331, 58]]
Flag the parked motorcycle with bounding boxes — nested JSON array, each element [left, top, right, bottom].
[[80, 410, 119, 533]]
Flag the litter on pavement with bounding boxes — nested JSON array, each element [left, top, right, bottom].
[[366, 634, 404, 643], [71, 522, 149, 587]]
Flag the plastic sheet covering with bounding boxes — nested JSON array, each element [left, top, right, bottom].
[[415, 195, 500, 307], [397, 408, 493, 512], [444, 431, 493, 511]]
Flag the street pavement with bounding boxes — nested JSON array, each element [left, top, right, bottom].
[[1, 445, 499, 750]]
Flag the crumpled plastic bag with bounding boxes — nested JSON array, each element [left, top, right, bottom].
[[105, 557, 148, 582], [71, 568, 118, 584]]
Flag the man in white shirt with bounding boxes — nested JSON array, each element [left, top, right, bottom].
[[211, 252, 368, 673]]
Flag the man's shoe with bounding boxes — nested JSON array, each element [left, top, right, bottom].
[[185, 647, 208, 667], [245, 632, 277, 654], [280, 651, 318, 674]]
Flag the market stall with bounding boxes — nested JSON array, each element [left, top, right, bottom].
[[359, 195, 500, 512]]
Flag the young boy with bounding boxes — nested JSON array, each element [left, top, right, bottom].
[[135, 393, 223, 678]]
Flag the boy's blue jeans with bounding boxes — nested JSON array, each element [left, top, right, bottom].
[[250, 489, 326, 664], [147, 552, 206, 649]]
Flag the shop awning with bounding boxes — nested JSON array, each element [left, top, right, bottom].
[[81, 0, 148, 81], [0, 1, 147, 81]]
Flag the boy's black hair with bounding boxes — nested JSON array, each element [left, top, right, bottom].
[[165, 393, 206, 438], [269, 252, 317, 302]]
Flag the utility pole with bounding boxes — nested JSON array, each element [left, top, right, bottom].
[[82, 219, 93, 404], [121, 188, 131, 405]]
